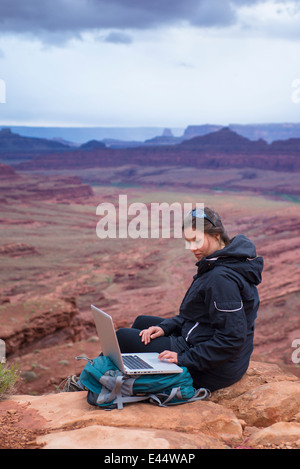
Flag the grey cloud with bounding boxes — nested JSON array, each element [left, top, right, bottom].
[[0, 0, 295, 44], [103, 31, 133, 44], [191, 0, 236, 27], [0, 0, 201, 34]]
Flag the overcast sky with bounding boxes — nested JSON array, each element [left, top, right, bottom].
[[0, 0, 300, 128]]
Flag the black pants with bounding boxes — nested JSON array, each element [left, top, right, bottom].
[[116, 315, 172, 353]]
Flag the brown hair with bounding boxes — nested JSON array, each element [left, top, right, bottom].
[[183, 206, 231, 246]]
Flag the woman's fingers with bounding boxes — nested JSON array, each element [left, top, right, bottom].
[[158, 350, 178, 364], [139, 326, 164, 344], [139, 329, 150, 344], [150, 327, 164, 339]]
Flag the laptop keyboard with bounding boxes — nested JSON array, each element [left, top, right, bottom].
[[123, 355, 154, 370]]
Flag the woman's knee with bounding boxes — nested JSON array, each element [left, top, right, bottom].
[[131, 315, 149, 329], [116, 327, 139, 352], [131, 315, 163, 329], [116, 327, 129, 345]]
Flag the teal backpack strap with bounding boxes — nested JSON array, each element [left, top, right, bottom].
[[97, 375, 211, 410], [177, 387, 211, 404], [148, 387, 211, 407], [97, 374, 151, 410], [149, 387, 183, 407], [113, 394, 152, 410], [110, 375, 127, 410], [193, 388, 211, 400]]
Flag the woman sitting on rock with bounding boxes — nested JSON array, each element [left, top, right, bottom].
[[116, 207, 264, 392]]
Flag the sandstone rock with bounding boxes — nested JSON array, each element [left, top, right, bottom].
[[37, 424, 225, 450], [11, 392, 242, 442], [0, 243, 40, 257], [225, 381, 300, 427], [294, 412, 300, 423], [0, 162, 17, 177], [1, 392, 228, 449], [0, 172, 93, 203], [212, 361, 298, 404], [1, 361, 300, 449], [2, 296, 79, 356], [248, 422, 300, 448]]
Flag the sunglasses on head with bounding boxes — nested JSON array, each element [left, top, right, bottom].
[[188, 208, 217, 227]]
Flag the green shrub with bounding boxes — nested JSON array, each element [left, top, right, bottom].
[[0, 363, 20, 401]]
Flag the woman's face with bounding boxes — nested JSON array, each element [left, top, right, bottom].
[[184, 227, 223, 261]]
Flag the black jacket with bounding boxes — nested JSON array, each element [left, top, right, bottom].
[[159, 234, 263, 391]]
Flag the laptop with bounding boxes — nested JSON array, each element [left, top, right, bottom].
[[91, 305, 183, 375]]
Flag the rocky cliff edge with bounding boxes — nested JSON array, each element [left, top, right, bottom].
[[1, 361, 300, 449]]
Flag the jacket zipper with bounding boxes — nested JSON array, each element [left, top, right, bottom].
[[185, 322, 199, 342]]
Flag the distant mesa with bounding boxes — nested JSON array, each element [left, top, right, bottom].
[[0, 128, 13, 136], [180, 127, 268, 153], [79, 140, 106, 150], [183, 123, 300, 143], [52, 137, 80, 147], [229, 122, 300, 143], [183, 124, 223, 139], [161, 128, 174, 138], [102, 138, 142, 149], [13, 125, 300, 172], [2, 122, 300, 149], [3, 124, 300, 173], [269, 137, 300, 154], [144, 128, 182, 146], [0, 127, 70, 157]]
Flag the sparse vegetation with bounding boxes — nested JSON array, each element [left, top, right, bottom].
[[0, 362, 20, 401]]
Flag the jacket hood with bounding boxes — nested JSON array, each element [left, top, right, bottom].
[[209, 234, 257, 259], [196, 234, 263, 285]]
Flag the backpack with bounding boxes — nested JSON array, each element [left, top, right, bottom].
[[76, 355, 211, 410]]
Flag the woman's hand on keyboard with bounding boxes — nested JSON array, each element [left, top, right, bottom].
[[139, 326, 165, 345], [158, 350, 178, 364]]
